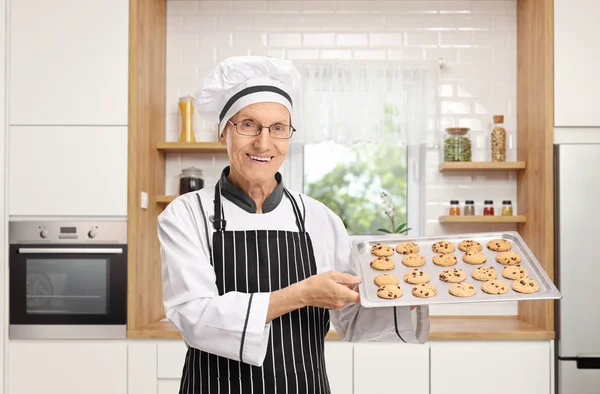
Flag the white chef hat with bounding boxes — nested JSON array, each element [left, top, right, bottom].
[[193, 56, 301, 133]]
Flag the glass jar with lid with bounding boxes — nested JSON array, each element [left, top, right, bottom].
[[449, 200, 460, 216], [483, 200, 495, 216], [502, 200, 513, 216], [179, 166, 204, 195], [464, 200, 475, 216], [444, 127, 472, 162]]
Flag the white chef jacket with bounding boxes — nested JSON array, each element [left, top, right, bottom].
[[158, 185, 430, 367]]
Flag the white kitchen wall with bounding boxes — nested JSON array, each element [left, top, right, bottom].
[[0, 0, 6, 389], [165, 0, 518, 315]]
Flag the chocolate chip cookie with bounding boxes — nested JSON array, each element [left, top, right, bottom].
[[396, 241, 419, 255], [377, 284, 403, 299], [449, 282, 477, 297], [374, 274, 399, 286], [496, 251, 522, 266], [512, 278, 539, 294], [371, 243, 395, 257], [370, 256, 395, 271], [471, 266, 497, 281], [486, 239, 512, 252], [482, 279, 509, 295], [412, 283, 438, 298], [439, 268, 466, 283], [433, 253, 458, 267], [403, 269, 430, 284], [402, 253, 426, 267], [462, 251, 487, 265], [432, 240, 456, 254], [458, 240, 483, 252], [502, 265, 528, 280]]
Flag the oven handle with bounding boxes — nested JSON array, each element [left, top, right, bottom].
[[17, 248, 124, 255]]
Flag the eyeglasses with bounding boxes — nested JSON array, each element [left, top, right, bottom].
[[228, 119, 296, 140]]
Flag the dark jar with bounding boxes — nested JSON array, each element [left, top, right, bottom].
[[483, 200, 495, 216], [179, 166, 204, 194], [464, 200, 475, 216]]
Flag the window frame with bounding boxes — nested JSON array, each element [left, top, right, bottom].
[[282, 142, 424, 239]]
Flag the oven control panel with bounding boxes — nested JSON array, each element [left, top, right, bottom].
[[9, 221, 127, 244]]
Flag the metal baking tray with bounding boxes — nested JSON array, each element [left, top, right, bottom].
[[351, 231, 562, 308]]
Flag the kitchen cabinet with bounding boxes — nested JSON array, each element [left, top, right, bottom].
[[430, 341, 551, 394], [353, 343, 429, 394], [554, 0, 600, 127], [9, 0, 128, 125], [8, 126, 127, 216], [325, 341, 353, 394], [8, 341, 127, 394]]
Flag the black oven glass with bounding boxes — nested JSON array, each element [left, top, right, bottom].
[[26, 258, 109, 315]]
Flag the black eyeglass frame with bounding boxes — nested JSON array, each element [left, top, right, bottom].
[[227, 119, 296, 140]]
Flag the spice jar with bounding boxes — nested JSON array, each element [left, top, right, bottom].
[[491, 115, 506, 162], [444, 127, 472, 162], [179, 96, 196, 143], [179, 166, 204, 194], [464, 200, 475, 216], [483, 200, 495, 216], [502, 200, 513, 216], [449, 200, 460, 216]]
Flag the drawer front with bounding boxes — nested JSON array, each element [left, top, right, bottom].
[[157, 341, 188, 379]]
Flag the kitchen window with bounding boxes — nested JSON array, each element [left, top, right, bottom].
[[283, 61, 438, 237]]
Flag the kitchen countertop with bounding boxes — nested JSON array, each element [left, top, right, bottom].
[[127, 316, 554, 341]]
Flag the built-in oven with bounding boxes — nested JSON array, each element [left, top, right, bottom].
[[9, 221, 127, 339]]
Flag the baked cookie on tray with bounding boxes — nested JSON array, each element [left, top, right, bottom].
[[433, 253, 457, 267], [486, 239, 512, 252], [458, 239, 483, 252], [471, 266, 497, 281], [377, 284, 403, 299], [403, 269, 430, 284], [412, 283, 438, 298], [482, 279, 509, 295], [432, 240, 456, 254], [374, 274, 399, 286], [512, 278, 539, 294], [439, 268, 466, 283], [496, 251, 522, 265], [371, 243, 395, 257], [370, 256, 395, 271], [462, 251, 487, 265], [396, 241, 419, 255], [502, 265, 528, 280], [449, 282, 476, 297], [402, 253, 426, 267]]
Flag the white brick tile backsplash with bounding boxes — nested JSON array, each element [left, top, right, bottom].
[[320, 49, 352, 60], [456, 15, 491, 30], [369, 33, 404, 47], [440, 31, 472, 47], [352, 49, 387, 60], [268, 33, 302, 47], [336, 33, 368, 47], [405, 31, 439, 47], [459, 47, 493, 63], [286, 48, 320, 60], [303, 33, 336, 47], [167, 1, 517, 315]]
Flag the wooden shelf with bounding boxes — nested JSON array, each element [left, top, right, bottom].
[[156, 141, 227, 153], [156, 195, 176, 204], [439, 162, 526, 171], [439, 215, 527, 223]]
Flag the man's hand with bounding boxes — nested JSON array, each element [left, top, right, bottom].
[[298, 271, 361, 310]]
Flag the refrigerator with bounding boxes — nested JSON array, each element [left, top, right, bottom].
[[555, 143, 600, 393]]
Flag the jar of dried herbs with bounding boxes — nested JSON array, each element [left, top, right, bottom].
[[444, 127, 472, 162], [491, 115, 506, 162]]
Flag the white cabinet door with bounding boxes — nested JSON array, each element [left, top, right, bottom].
[[354, 343, 429, 394], [324, 341, 353, 394], [158, 380, 182, 394], [9, 126, 127, 216], [9, 0, 128, 125], [8, 341, 127, 394], [430, 341, 551, 394], [555, 0, 600, 127]]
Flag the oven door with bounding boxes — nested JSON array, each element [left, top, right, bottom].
[[9, 244, 127, 338]]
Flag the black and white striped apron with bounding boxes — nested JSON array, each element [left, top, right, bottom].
[[179, 182, 331, 394]]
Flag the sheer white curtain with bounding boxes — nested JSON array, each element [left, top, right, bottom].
[[291, 61, 439, 146]]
